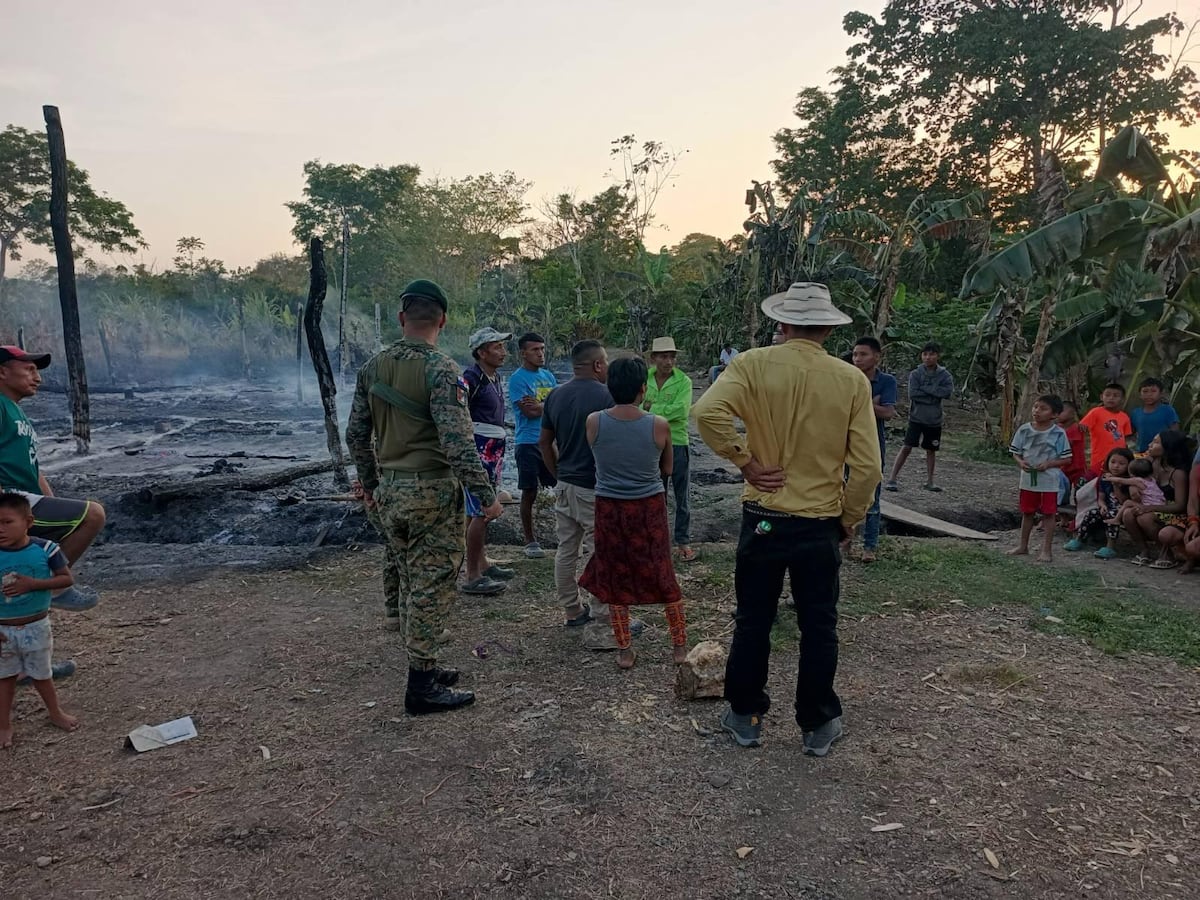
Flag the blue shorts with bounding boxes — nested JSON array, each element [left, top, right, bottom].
[[464, 435, 505, 518]]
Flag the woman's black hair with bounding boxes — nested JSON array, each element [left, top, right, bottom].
[[1157, 429, 1192, 469], [607, 356, 647, 405]]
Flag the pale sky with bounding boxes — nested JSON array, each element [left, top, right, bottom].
[[3, 0, 1198, 273]]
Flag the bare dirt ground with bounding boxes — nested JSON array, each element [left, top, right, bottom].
[[5, 378, 1198, 898], [4, 549, 1198, 899]]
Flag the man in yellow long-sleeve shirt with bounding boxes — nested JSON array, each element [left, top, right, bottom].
[[693, 282, 881, 754]]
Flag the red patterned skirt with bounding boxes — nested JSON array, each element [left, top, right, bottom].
[[579, 494, 682, 607]]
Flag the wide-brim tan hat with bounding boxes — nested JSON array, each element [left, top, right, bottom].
[[650, 337, 678, 353], [761, 282, 852, 327]]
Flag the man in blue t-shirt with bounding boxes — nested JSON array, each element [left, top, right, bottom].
[[1130, 377, 1180, 452], [507, 333, 558, 559], [852, 337, 897, 562]]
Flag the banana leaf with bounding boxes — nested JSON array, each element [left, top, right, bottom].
[[1040, 296, 1165, 377], [960, 199, 1153, 297], [916, 191, 989, 238], [1150, 206, 1200, 257], [1095, 126, 1169, 187]]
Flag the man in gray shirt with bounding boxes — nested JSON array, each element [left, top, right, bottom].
[[885, 342, 954, 493]]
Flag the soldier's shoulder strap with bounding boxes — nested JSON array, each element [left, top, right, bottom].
[[369, 382, 434, 423]]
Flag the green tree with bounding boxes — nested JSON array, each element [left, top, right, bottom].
[[844, 0, 1200, 224], [771, 63, 934, 219], [0, 124, 144, 299]]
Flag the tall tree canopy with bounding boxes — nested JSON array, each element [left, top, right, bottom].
[[841, 0, 1200, 224], [0, 124, 144, 293]]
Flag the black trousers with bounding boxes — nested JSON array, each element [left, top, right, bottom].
[[725, 508, 843, 730]]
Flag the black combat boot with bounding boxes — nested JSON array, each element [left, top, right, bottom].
[[405, 668, 475, 715], [432, 667, 460, 687]]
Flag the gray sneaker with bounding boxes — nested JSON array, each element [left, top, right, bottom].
[[461, 576, 507, 596], [802, 717, 844, 757], [720, 707, 763, 748], [524, 542, 546, 559]]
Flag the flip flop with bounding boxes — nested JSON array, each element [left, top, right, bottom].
[[1130, 554, 1151, 567], [676, 547, 697, 563], [616, 649, 637, 670], [461, 577, 507, 596]]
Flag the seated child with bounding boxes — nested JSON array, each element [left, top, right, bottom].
[[1007, 395, 1072, 562], [1106, 457, 1166, 518], [1065, 448, 1134, 559], [0, 492, 78, 749], [578, 357, 687, 670]]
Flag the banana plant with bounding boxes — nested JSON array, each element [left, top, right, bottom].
[[962, 125, 1200, 429]]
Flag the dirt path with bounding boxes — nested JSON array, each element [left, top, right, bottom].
[[4, 550, 1197, 899]]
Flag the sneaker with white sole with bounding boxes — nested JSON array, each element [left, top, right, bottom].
[[720, 707, 763, 748], [802, 716, 844, 757], [524, 542, 546, 559]]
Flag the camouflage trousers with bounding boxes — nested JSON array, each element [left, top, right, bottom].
[[365, 506, 402, 620], [373, 476, 465, 670]]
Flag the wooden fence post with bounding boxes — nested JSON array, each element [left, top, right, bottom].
[[304, 238, 349, 487], [43, 105, 90, 454], [338, 215, 349, 384], [97, 323, 115, 383], [295, 301, 304, 403], [17, 326, 25, 350], [374, 303, 382, 351], [237, 295, 251, 381]]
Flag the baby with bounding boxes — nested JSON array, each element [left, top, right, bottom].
[[1104, 457, 1164, 522]]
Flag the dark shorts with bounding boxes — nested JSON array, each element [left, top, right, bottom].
[[464, 436, 505, 518], [1019, 490, 1058, 516], [31, 497, 91, 542], [904, 422, 942, 452], [515, 443, 556, 492]]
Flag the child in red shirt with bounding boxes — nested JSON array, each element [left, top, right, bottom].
[[1058, 401, 1086, 488], [1079, 384, 1133, 473]]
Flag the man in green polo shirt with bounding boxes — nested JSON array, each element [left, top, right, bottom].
[[645, 337, 695, 562]]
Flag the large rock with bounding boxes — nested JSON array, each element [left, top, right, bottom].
[[675, 640, 728, 700]]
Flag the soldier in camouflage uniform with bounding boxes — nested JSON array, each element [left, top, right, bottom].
[[345, 279, 504, 715]]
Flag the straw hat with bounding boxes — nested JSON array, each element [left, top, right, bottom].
[[761, 283, 851, 326], [650, 337, 678, 353]]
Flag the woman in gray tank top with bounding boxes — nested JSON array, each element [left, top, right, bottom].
[[579, 357, 687, 670]]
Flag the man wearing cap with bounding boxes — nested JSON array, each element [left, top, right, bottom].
[[462, 327, 514, 596], [0, 346, 105, 628], [645, 337, 695, 562], [346, 280, 503, 715], [693, 283, 881, 754]]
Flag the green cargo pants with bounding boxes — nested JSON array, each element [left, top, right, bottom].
[[372, 475, 465, 670]]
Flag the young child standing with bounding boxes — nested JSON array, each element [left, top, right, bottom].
[[1079, 384, 1133, 474], [579, 357, 686, 670], [0, 492, 78, 748], [1129, 377, 1180, 452], [1065, 448, 1134, 559], [1008, 396, 1073, 562], [1056, 401, 1086, 500]]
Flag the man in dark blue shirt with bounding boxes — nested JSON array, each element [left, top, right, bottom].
[[852, 337, 897, 562]]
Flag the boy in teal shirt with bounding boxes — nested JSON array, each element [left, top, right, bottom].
[[645, 337, 695, 561], [0, 492, 78, 748]]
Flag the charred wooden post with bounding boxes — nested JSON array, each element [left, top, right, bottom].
[[43, 105, 90, 454], [97, 323, 115, 383], [237, 295, 251, 381], [17, 326, 25, 350], [295, 301, 304, 403], [338, 214, 349, 384], [304, 238, 349, 487]]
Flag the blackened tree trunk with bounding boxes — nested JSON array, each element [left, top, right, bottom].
[[43, 105, 90, 454], [295, 301, 304, 403], [304, 238, 348, 487]]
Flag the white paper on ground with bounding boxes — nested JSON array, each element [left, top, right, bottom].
[[125, 716, 198, 752]]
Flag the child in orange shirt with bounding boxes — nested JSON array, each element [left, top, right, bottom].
[[1078, 384, 1133, 474]]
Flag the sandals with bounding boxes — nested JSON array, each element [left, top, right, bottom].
[[676, 546, 697, 563], [1148, 558, 1178, 570]]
